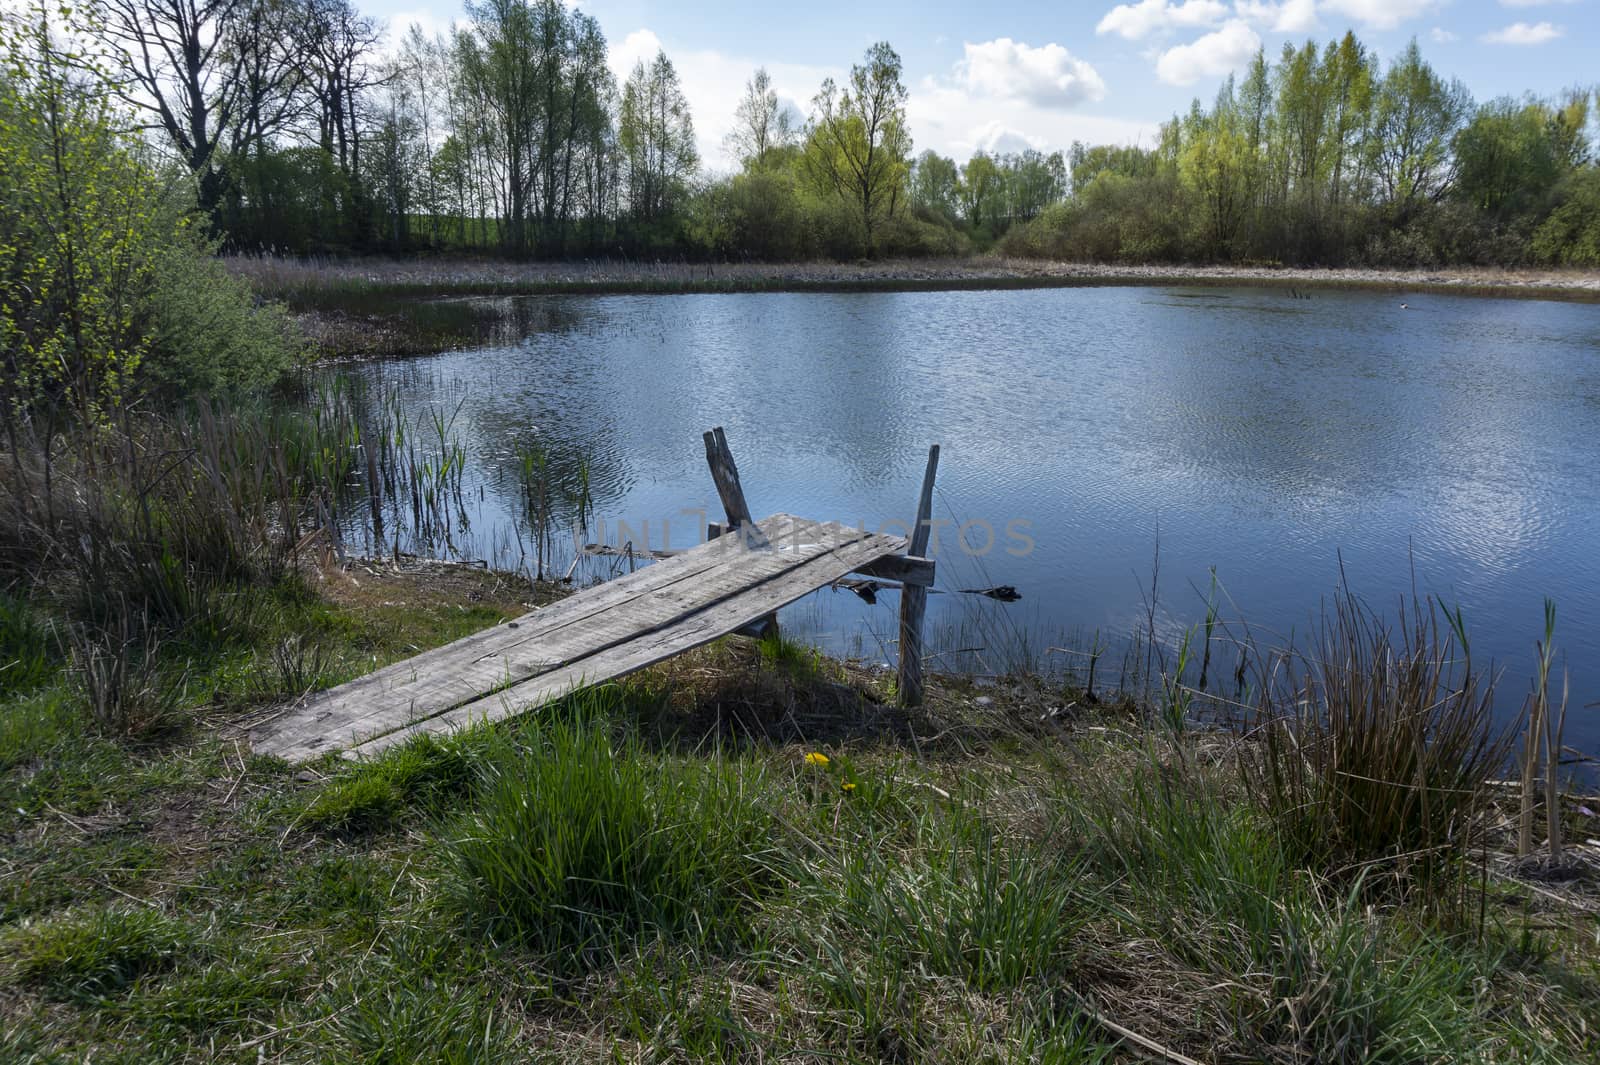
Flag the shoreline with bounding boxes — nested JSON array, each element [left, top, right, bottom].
[[233, 254, 1600, 303], [234, 254, 1600, 360]]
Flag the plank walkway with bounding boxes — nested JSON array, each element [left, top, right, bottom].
[[251, 513, 917, 763]]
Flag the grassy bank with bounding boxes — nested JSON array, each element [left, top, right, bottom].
[[3, 551, 1599, 1063], [1, 372, 1596, 1063]]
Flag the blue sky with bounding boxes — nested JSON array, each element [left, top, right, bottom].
[[369, 0, 1600, 169]]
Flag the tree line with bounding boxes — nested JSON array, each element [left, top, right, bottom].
[[70, 0, 1600, 265], [1001, 36, 1599, 267]]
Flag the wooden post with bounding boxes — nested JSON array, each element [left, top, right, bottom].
[[897, 444, 939, 707], [702, 427, 777, 638], [703, 427, 754, 532]]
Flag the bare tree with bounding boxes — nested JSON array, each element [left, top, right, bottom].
[[96, 0, 253, 208], [292, 0, 383, 176], [725, 67, 794, 168]]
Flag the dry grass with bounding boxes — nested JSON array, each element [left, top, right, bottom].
[[228, 252, 1600, 299]]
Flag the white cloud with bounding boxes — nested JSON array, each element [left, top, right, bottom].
[[908, 76, 1157, 162], [1233, 0, 1319, 32], [1428, 26, 1458, 42], [1154, 19, 1261, 85], [1480, 20, 1566, 43], [968, 122, 1051, 154], [903, 40, 1155, 161], [957, 38, 1107, 108], [609, 28, 664, 79], [1318, 0, 1440, 31], [1096, 0, 1230, 40], [606, 25, 1142, 169]]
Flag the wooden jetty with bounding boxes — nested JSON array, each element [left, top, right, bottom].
[[250, 428, 939, 763]]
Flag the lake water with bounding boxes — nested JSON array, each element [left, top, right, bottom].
[[342, 286, 1600, 753]]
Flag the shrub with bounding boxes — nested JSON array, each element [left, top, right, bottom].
[[140, 231, 301, 397], [0, 398, 365, 660], [0, 10, 297, 424], [1533, 168, 1600, 266], [69, 612, 184, 736], [877, 212, 971, 258]]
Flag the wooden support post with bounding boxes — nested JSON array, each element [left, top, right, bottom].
[[703, 427, 754, 532], [897, 444, 939, 707], [703, 427, 777, 639]]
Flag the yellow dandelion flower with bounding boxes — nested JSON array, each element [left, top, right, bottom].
[[841, 781, 857, 792], [804, 752, 830, 768]]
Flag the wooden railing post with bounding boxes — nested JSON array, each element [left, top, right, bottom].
[[703, 426, 777, 638], [897, 444, 940, 707]]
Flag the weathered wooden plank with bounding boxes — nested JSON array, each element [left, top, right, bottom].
[[257, 519, 848, 760], [254, 515, 903, 761], [897, 446, 940, 708], [249, 513, 822, 758], [722, 522, 933, 587], [854, 554, 935, 587], [342, 525, 908, 760]]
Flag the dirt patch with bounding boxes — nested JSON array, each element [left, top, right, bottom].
[[311, 555, 557, 617]]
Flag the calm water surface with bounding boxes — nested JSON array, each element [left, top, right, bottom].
[[345, 286, 1600, 749]]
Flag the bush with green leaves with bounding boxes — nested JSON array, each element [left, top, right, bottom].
[[0, 7, 296, 421], [1534, 168, 1600, 266]]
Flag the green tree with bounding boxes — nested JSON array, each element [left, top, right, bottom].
[[1532, 167, 1600, 265], [1001, 149, 1067, 224], [802, 41, 911, 256], [1180, 105, 1252, 257], [1, 6, 291, 420], [618, 50, 697, 224], [909, 150, 959, 221], [1368, 40, 1471, 223], [1454, 94, 1589, 221], [2, 8, 154, 423], [958, 151, 1002, 230]]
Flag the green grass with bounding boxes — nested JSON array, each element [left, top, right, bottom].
[[299, 733, 471, 832], [815, 808, 1094, 993], [0, 591, 59, 699], [3, 906, 195, 1002], [442, 699, 782, 962], [1, 573, 1597, 1063]]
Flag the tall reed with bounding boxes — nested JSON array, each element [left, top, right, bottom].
[[1245, 588, 1511, 896]]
